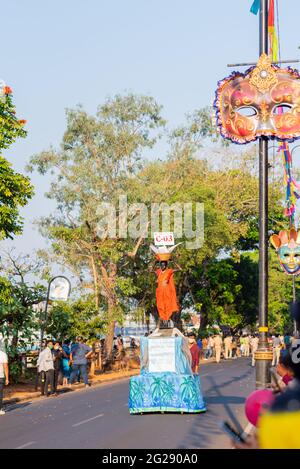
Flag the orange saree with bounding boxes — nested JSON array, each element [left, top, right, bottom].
[[155, 268, 179, 321]]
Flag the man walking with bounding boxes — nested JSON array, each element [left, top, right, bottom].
[[0, 348, 9, 415], [37, 340, 55, 397], [52, 341, 63, 394], [272, 334, 282, 367], [224, 335, 232, 359], [214, 334, 223, 364], [70, 337, 92, 387], [202, 337, 208, 360], [207, 335, 214, 359], [244, 335, 250, 357], [250, 334, 259, 367]]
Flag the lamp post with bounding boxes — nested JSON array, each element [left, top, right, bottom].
[[39, 275, 71, 350], [254, 0, 273, 389]]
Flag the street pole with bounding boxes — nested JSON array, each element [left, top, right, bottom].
[[36, 275, 71, 391], [39, 281, 52, 351], [39, 275, 71, 351], [255, 0, 273, 389]]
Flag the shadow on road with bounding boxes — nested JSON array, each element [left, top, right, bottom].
[[5, 402, 32, 412], [178, 364, 253, 449]]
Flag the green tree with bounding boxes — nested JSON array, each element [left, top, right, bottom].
[[0, 251, 46, 381], [46, 295, 106, 342], [0, 83, 34, 239], [28, 94, 165, 357]]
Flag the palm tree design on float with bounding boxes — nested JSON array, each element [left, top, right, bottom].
[[150, 375, 175, 406], [130, 380, 146, 408], [180, 377, 198, 409]]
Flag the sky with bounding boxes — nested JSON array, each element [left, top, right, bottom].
[[2, 0, 300, 256]]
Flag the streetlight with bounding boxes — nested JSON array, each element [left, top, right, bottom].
[[39, 276, 71, 350]]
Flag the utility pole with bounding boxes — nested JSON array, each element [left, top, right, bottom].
[[255, 0, 273, 389]]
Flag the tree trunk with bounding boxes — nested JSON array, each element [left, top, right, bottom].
[[200, 303, 208, 331], [90, 255, 100, 309], [105, 307, 116, 360]]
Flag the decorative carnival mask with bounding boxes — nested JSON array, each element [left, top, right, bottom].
[[270, 228, 300, 276], [214, 54, 300, 144]]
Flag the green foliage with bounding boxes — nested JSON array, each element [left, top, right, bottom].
[[0, 252, 46, 382], [0, 157, 34, 239], [28, 94, 166, 354], [0, 86, 34, 239], [0, 85, 26, 150], [46, 296, 106, 342], [0, 281, 46, 382], [27, 93, 294, 342]]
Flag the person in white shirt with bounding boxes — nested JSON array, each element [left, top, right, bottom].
[[37, 341, 55, 396], [0, 350, 9, 415]]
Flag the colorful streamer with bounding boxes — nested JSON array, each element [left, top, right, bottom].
[[268, 0, 279, 62], [268, 1, 299, 223], [278, 142, 300, 222], [250, 0, 260, 15]]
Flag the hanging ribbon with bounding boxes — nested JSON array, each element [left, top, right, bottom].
[[278, 143, 300, 222], [250, 0, 260, 15], [268, 1, 299, 223], [268, 0, 279, 62]]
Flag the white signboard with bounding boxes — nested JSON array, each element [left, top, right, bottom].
[[148, 338, 176, 373], [49, 277, 71, 302], [154, 232, 174, 246]]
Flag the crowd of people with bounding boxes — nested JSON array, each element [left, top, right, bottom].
[[37, 334, 139, 398], [194, 332, 298, 367], [37, 337, 93, 397]]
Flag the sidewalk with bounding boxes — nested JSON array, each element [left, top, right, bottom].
[[3, 368, 140, 406]]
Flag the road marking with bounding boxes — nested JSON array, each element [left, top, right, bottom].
[[72, 413, 104, 427], [16, 441, 36, 449]]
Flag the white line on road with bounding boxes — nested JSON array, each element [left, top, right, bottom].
[[72, 413, 104, 428], [16, 441, 36, 449]]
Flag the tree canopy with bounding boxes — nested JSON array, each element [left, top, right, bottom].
[[27, 94, 296, 353]]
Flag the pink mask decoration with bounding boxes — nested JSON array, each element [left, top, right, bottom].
[[214, 54, 300, 144]]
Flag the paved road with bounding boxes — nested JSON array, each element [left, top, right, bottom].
[[0, 358, 254, 449]]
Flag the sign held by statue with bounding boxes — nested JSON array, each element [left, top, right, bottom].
[[154, 232, 175, 246]]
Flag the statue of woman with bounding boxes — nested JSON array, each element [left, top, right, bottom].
[[153, 260, 181, 322]]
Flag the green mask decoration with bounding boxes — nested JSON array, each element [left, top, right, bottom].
[[270, 228, 300, 276]]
